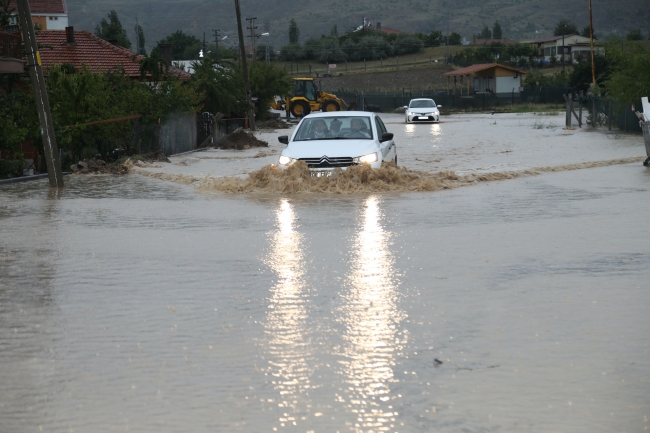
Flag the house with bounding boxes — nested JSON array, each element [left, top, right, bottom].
[[375, 22, 405, 35], [529, 34, 603, 63], [443, 63, 526, 94], [34, 28, 191, 80], [7, 0, 69, 30]]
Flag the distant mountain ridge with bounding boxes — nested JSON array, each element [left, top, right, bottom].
[[67, 0, 650, 52]]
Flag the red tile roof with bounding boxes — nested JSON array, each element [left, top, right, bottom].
[[8, 0, 67, 14], [378, 26, 404, 35], [34, 30, 191, 80], [530, 34, 579, 44], [444, 63, 527, 76]]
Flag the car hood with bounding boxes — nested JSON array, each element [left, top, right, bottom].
[[408, 107, 438, 113], [283, 140, 379, 159]]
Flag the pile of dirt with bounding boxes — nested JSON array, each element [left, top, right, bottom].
[[70, 158, 130, 175], [215, 129, 269, 150], [71, 152, 170, 175], [256, 119, 290, 130]]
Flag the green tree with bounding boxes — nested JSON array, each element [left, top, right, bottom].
[[479, 25, 491, 39], [580, 25, 593, 38], [135, 21, 146, 54], [604, 42, 650, 105], [139, 50, 169, 84], [289, 19, 300, 44], [554, 20, 577, 36], [0, 0, 15, 26], [155, 30, 202, 60], [280, 43, 304, 61], [190, 59, 247, 117], [626, 29, 643, 41], [569, 54, 611, 92], [248, 62, 292, 120], [330, 24, 338, 37], [493, 21, 503, 39], [94, 10, 132, 49], [448, 32, 462, 46]]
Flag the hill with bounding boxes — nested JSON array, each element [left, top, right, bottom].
[[67, 0, 650, 53]]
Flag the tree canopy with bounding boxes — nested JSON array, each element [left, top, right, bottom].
[[604, 42, 650, 105], [492, 21, 503, 39], [155, 30, 202, 60], [554, 20, 578, 36], [94, 10, 132, 49], [289, 19, 300, 44], [625, 29, 643, 41]]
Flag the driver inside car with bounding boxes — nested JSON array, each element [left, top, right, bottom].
[[308, 119, 332, 139]]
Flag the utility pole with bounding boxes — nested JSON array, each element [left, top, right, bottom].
[[562, 32, 564, 74], [562, 33, 565, 74], [16, 0, 64, 187], [235, 0, 256, 130], [246, 16, 257, 62], [589, 0, 596, 85], [446, 11, 450, 64], [213, 28, 222, 61], [264, 21, 270, 63], [203, 31, 206, 58]]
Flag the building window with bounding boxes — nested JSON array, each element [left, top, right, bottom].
[[48, 16, 58, 20], [544, 47, 550, 56]]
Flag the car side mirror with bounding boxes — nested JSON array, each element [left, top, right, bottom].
[[437, 105, 442, 108], [380, 132, 394, 143], [403, 106, 408, 109], [278, 135, 289, 145]]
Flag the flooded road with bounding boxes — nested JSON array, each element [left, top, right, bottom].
[[1, 115, 650, 433]]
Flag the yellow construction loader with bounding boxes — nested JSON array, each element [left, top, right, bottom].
[[271, 78, 348, 117]]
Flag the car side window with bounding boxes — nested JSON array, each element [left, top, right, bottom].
[[375, 117, 387, 135]]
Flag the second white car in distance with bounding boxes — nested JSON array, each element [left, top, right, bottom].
[[405, 98, 441, 123], [276, 111, 397, 176]]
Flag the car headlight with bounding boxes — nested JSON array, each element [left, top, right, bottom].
[[354, 152, 378, 164], [278, 155, 296, 166], [407, 111, 413, 116]]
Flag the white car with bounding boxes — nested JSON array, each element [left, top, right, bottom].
[[276, 112, 397, 176], [404, 98, 441, 123]]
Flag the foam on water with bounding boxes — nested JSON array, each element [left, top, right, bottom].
[[132, 157, 645, 194]]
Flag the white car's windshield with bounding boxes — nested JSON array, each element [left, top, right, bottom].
[[294, 116, 373, 141], [409, 100, 436, 108]]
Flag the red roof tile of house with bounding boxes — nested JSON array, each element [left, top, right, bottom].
[[378, 26, 404, 35], [444, 63, 527, 76], [8, 0, 67, 14], [34, 30, 191, 80], [530, 34, 579, 44]]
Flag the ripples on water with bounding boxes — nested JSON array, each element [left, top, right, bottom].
[[1, 171, 649, 433]]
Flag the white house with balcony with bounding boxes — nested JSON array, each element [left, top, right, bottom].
[[530, 34, 603, 63]]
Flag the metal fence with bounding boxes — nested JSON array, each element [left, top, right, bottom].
[[334, 86, 569, 113]]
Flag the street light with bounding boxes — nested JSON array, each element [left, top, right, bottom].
[[259, 32, 270, 62]]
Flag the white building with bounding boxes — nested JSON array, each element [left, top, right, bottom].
[[530, 34, 603, 63], [8, 0, 68, 30]]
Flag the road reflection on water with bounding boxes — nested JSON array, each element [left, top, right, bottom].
[[264, 199, 314, 429], [336, 196, 406, 432]]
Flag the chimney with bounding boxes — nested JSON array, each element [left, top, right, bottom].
[[65, 26, 75, 44], [157, 43, 172, 65]]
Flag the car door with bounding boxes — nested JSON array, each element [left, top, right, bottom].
[[374, 116, 395, 160]]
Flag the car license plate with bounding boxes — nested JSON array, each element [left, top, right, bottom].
[[418, 116, 429, 119], [310, 171, 332, 178]]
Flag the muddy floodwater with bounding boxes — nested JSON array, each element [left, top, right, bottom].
[[1, 113, 649, 433]]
